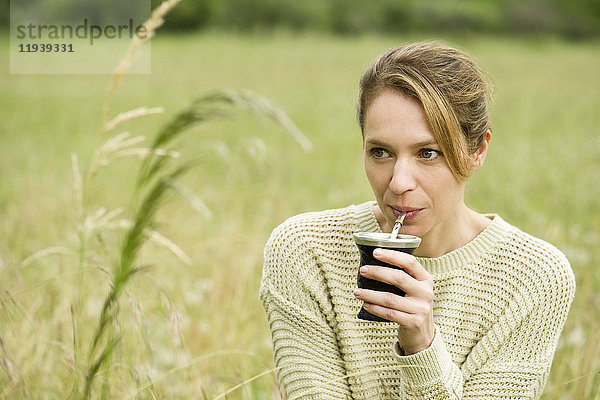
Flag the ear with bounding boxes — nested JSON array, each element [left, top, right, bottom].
[[472, 130, 491, 170]]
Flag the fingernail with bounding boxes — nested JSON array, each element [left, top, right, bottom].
[[360, 266, 369, 274], [363, 303, 370, 309], [373, 249, 383, 257], [353, 289, 362, 297]]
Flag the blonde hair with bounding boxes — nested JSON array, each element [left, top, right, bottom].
[[358, 42, 492, 180]]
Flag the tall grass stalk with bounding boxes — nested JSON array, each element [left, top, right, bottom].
[[102, 0, 183, 127], [42, 1, 312, 397]]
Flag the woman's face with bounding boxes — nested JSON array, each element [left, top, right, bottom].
[[363, 88, 467, 244]]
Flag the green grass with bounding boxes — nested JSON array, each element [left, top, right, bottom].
[[1, 32, 599, 398]]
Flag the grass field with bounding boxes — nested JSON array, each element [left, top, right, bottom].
[[1, 31, 599, 399]]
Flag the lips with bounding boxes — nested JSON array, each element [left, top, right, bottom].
[[390, 206, 423, 220]]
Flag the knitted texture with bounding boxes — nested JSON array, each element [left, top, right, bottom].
[[260, 201, 575, 399]]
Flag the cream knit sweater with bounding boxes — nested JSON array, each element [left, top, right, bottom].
[[260, 201, 575, 399]]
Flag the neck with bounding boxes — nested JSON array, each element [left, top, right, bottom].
[[414, 205, 491, 258]]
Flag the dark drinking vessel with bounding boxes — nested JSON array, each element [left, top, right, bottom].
[[353, 232, 421, 322]]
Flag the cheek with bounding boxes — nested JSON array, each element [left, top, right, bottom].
[[364, 161, 389, 193]]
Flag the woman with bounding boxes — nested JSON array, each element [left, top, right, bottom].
[[260, 42, 575, 399]]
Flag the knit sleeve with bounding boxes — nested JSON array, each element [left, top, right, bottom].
[[393, 236, 575, 399], [260, 217, 353, 400], [392, 325, 464, 398]]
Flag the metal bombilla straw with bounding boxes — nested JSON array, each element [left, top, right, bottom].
[[390, 211, 408, 239]]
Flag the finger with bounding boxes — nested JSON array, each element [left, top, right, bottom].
[[353, 288, 421, 314], [361, 302, 418, 326], [360, 265, 419, 294], [373, 248, 431, 282]]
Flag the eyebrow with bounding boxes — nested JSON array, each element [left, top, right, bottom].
[[364, 138, 439, 149], [412, 140, 439, 149]]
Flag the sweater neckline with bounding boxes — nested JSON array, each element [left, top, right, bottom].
[[353, 201, 512, 274]]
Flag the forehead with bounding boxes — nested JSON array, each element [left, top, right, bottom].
[[363, 88, 437, 146]]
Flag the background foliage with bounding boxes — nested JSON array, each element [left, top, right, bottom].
[[2, 0, 600, 39]]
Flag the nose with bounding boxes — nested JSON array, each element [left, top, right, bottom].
[[389, 159, 417, 194]]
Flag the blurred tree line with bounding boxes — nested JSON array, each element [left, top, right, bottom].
[[155, 0, 599, 40], [3, 0, 600, 40]]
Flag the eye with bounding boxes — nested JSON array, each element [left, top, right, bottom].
[[418, 149, 441, 161], [369, 148, 391, 159]]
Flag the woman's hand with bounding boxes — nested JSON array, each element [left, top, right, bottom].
[[353, 248, 435, 355]]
